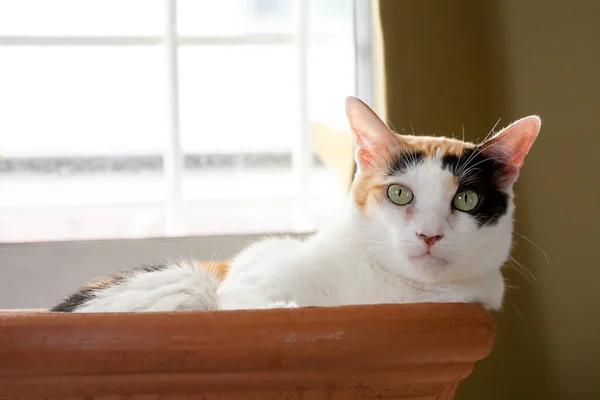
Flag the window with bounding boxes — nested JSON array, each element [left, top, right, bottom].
[[0, 0, 376, 309], [0, 0, 369, 244]]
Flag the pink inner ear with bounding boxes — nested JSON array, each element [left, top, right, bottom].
[[345, 96, 398, 168], [356, 147, 374, 167], [507, 140, 534, 169], [483, 116, 540, 169], [498, 165, 519, 186]]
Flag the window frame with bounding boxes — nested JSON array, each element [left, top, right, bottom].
[[0, 0, 365, 239], [0, 0, 378, 309], [0, 1, 378, 310]]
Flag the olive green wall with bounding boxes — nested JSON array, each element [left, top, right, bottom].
[[378, 1, 600, 399]]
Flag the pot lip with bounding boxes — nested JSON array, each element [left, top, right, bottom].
[[0, 302, 495, 354], [2, 301, 488, 313], [0, 303, 494, 336], [0, 302, 494, 326], [0, 302, 495, 396]]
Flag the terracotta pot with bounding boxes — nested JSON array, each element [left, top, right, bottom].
[[0, 303, 494, 399]]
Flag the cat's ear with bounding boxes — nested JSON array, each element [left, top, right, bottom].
[[481, 115, 541, 185], [345, 96, 398, 170]]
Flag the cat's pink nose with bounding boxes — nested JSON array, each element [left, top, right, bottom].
[[416, 232, 444, 246]]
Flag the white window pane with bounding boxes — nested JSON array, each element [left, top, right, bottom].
[[179, 45, 298, 154], [0, 205, 165, 242], [0, 46, 169, 242], [0, 0, 357, 244], [0, 0, 162, 36], [308, 0, 353, 35], [308, 43, 355, 129], [181, 168, 345, 236], [178, 0, 294, 36], [0, 175, 165, 208], [0, 47, 166, 156], [178, 43, 347, 227]]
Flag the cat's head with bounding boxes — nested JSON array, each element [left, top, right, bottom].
[[346, 97, 540, 285]]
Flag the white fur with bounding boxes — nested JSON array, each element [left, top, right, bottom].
[[64, 97, 539, 313], [69, 158, 510, 313], [218, 160, 509, 311], [75, 263, 218, 312], [372, 158, 513, 286]]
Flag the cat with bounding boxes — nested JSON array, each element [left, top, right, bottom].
[[51, 96, 540, 312]]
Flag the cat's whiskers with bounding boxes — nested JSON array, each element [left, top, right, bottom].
[[453, 124, 467, 175], [385, 117, 400, 134], [458, 156, 504, 182], [502, 277, 519, 291], [484, 118, 502, 142], [458, 174, 482, 187], [503, 299, 524, 317], [512, 231, 550, 264], [455, 118, 502, 177], [394, 138, 419, 168], [505, 255, 538, 284]]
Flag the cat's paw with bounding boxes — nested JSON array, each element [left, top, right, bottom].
[[267, 300, 299, 309]]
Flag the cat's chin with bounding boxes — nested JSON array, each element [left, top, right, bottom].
[[398, 254, 458, 285], [408, 253, 449, 267]]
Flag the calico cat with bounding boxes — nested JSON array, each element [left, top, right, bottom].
[[52, 97, 540, 312]]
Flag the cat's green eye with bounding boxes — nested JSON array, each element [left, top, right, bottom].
[[453, 190, 480, 212], [387, 184, 414, 206]]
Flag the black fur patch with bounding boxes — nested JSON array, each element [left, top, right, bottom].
[[442, 148, 509, 227], [138, 264, 170, 274], [50, 286, 98, 312], [388, 151, 424, 176], [50, 264, 168, 312]]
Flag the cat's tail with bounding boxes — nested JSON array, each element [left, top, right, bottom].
[[51, 260, 221, 313]]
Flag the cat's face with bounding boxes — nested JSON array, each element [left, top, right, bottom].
[[346, 97, 540, 284]]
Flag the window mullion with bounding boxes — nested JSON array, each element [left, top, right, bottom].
[[291, 0, 313, 232], [163, 0, 184, 236]]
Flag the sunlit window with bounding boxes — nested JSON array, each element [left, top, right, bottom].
[[0, 0, 359, 242]]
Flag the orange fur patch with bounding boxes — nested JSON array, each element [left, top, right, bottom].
[[352, 172, 383, 211], [86, 276, 118, 290], [351, 151, 396, 216], [401, 135, 475, 157], [198, 260, 229, 282]]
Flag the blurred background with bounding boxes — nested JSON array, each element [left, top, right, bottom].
[[0, 0, 363, 241], [1, 1, 600, 399]]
